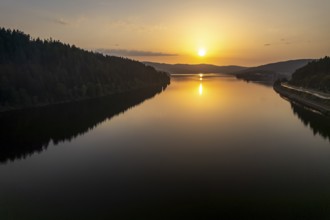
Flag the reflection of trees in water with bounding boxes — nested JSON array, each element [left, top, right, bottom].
[[291, 102, 330, 141], [0, 85, 167, 163]]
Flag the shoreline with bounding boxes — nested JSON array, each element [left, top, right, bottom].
[[0, 82, 169, 114], [273, 82, 330, 117]]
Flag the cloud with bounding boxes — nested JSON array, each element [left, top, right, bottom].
[[264, 38, 294, 47], [43, 16, 69, 26], [45, 16, 88, 28], [96, 49, 178, 57], [53, 18, 68, 25], [108, 19, 168, 33]]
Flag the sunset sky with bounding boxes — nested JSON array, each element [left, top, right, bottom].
[[1, 0, 329, 66]]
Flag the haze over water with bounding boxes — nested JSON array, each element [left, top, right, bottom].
[[1, 74, 330, 219]]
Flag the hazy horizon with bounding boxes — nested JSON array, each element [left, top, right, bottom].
[[1, 0, 329, 66]]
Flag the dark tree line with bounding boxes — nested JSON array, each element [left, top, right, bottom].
[[0, 28, 170, 111], [290, 56, 330, 92]]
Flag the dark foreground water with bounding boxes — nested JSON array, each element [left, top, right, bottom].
[[0, 74, 330, 219]]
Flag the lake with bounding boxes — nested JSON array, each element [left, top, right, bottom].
[[1, 74, 330, 219]]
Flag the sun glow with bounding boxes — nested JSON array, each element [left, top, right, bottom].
[[198, 48, 206, 57]]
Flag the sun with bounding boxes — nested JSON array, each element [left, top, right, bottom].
[[198, 48, 206, 57]]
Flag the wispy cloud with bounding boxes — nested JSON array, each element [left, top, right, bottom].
[[43, 15, 88, 28], [96, 49, 178, 57], [264, 38, 294, 47], [53, 18, 68, 25], [108, 19, 168, 33]]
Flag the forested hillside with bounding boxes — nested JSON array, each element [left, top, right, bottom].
[[289, 57, 330, 92], [235, 59, 312, 84], [0, 28, 170, 112]]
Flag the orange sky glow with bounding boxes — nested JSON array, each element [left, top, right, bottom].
[[1, 0, 329, 66]]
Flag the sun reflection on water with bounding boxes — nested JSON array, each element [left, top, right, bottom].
[[199, 74, 203, 96]]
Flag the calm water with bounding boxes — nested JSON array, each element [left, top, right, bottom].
[[1, 74, 330, 219]]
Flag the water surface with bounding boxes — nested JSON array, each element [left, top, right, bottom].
[[1, 74, 330, 219]]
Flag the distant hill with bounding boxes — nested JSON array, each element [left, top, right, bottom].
[[144, 62, 247, 74], [0, 28, 170, 112], [236, 59, 313, 84], [290, 57, 330, 92]]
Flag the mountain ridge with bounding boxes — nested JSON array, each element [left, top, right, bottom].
[[144, 59, 314, 78], [235, 59, 314, 84], [143, 62, 247, 74]]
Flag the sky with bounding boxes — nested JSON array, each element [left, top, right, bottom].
[[1, 0, 329, 66]]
